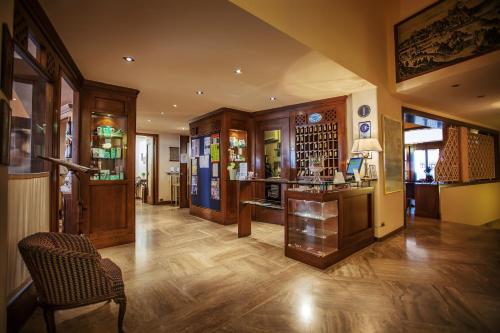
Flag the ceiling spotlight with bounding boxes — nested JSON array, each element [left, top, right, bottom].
[[12, 97, 17, 101], [270, 96, 277, 101], [451, 83, 460, 88], [173, 104, 178, 108], [123, 56, 135, 62], [181, 127, 186, 130], [147, 119, 151, 122], [234, 68, 242, 75], [160, 112, 165, 115], [196, 90, 204, 95]]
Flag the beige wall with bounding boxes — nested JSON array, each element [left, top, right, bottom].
[[440, 183, 500, 225], [138, 131, 180, 202], [0, 1, 14, 331]]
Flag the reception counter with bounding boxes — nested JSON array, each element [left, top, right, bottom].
[[236, 179, 374, 268]]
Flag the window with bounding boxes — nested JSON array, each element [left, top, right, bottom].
[[9, 50, 51, 174], [404, 128, 443, 144], [413, 148, 440, 181]]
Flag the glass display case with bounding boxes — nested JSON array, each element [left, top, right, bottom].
[[228, 129, 248, 177], [287, 198, 338, 257], [90, 113, 127, 180]]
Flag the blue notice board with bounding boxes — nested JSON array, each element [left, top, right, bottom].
[[191, 134, 220, 211]]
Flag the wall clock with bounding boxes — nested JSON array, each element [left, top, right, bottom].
[[357, 105, 371, 118]]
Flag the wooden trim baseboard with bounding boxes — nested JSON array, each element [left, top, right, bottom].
[[375, 226, 404, 242], [7, 280, 38, 333], [8, 172, 50, 180]]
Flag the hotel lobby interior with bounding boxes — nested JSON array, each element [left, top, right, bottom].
[[0, 0, 499, 332]]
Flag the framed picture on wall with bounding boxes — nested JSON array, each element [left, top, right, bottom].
[[383, 115, 403, 194], [0, 99, 11, 165], [359, 121, 371, 139], [169, 147, 179, 161], [1, 24, 14, 100], [394, 0, 500, 82]]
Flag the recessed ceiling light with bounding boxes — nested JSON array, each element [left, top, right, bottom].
[[147, 119, 151, 122], [173, 104, 178, 108], [270, 96, 277, 101], [196, 90, 204, 95], [123, 56, 135, 62], [12, 98, 17, 101], [181, 127, 186, 130], [234, 68, 242, 75], [451, 83, 460, 88], [160, 112, 165, 115], [477, 95, 486, 98], [107, 114, 111, 117]]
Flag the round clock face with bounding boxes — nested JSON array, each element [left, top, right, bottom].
[[358, 105, 371, 118]]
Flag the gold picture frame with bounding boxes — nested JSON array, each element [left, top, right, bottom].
[[383, 115, 403, 194]]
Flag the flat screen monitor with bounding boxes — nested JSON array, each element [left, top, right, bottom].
[[346, 157, 363, 175]]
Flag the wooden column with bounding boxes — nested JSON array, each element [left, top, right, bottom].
[[459, 126, 469, 183]]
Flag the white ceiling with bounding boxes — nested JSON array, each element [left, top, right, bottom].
[[397, 50, 500, 130], [40, 0, 373, 134]]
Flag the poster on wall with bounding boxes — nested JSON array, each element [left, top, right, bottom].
[[359, 121, 371, 139], [191, 138, 200, 157], [203, 136, 211, 155], [199, 155, 209, 169], [210, 179, 220, 200], [191, 158, 198, 176], [210, 143, 220, 162], [383, 115, 403, 194], [212, 163, 219, 178], [191, 176, 198, 195]]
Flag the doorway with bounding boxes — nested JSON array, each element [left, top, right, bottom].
[[135, 133, 158, 204], [403, 111, 444, 220], [57, 75, 78, 233]]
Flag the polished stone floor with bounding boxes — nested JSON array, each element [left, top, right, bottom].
[[22, 203, 500, 332]]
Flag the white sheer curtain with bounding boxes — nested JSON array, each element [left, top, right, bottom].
[[7, 175, 50, 299]]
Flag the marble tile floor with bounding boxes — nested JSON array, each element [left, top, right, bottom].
[[21, 203, 500, 333]]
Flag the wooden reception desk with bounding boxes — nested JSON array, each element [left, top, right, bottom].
[[236, 179, 374, 268]]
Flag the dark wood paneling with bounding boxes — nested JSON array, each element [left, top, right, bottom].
[[89, 183, 127, 232], [414, 184, 440, 219], [7, 282, 37, 333]]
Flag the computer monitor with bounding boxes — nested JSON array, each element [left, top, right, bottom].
[[346, 157, 363, 175]]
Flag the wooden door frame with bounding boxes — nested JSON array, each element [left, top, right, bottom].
[[52, 70, 80, 233], [136, 133, 159, 205]]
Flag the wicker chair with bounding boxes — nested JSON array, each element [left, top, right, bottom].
[[18, 232, 126, 333]]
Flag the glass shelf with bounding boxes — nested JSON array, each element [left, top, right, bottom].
[[90, 113, 127, 181], [287, 198, 338, 257]]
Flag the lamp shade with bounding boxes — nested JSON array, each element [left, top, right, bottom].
[[351, 138, 382, 153]]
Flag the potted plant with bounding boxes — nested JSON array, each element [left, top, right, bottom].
[[227, 162, 237, 180], [424, 166, 433, 182]]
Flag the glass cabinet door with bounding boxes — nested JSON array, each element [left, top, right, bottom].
[[287, 199, 338, 257], [90, 113, 127, 180]]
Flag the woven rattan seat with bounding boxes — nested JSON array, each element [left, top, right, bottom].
[[18, 232, 126, 333]]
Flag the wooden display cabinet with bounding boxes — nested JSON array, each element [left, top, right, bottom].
[[80, 80, 139, 248], [189, 108, 252, 225], [285, 187, 374, 269]]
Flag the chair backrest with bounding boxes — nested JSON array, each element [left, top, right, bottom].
[[18, 232, 109, 305]]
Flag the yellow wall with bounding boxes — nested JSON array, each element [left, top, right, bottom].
[[440, 183, 500, 225], [0, 0, 14, 331]]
